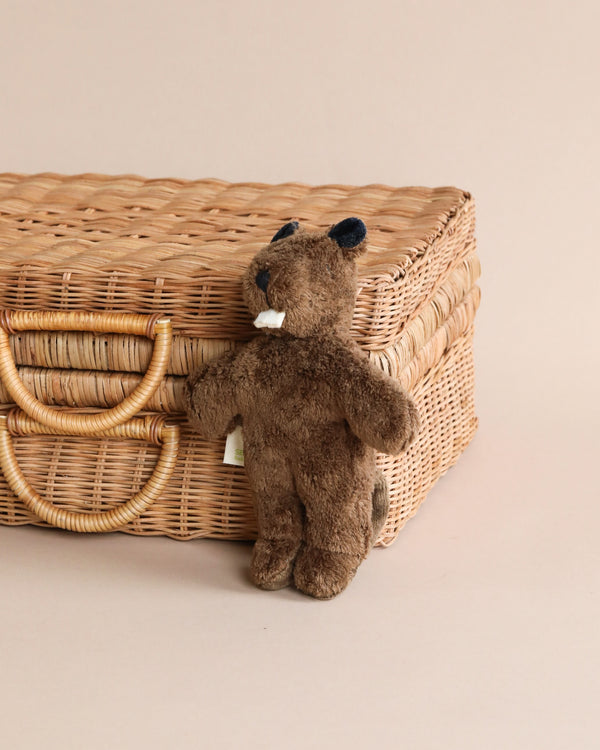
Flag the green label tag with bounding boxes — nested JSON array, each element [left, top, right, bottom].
[[224, 426, 245, 467]]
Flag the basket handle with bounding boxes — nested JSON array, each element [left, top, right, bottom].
[[0, 310, 172, 435], [0, 409, 180, 532]]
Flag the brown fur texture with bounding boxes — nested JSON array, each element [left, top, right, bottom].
[[184, 220, 420, 599]]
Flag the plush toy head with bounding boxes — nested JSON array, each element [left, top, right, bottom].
[[242, 218, 367, 338]]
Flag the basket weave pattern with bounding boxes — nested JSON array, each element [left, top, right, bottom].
[[0, 174, 474, 348], [0, 173, 480, 546], [0, 329, 476, 545]]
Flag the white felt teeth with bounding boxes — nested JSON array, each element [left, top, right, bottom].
[[253, 309, 286, 329]]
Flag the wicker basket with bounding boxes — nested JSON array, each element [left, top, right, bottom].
[[0, 173, 480, 545]]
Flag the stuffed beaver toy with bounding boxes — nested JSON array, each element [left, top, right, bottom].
[[184, 218, 420, 599]]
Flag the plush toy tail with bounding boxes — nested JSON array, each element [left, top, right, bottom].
[[371, 469, 390, 545]]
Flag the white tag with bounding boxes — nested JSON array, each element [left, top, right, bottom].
[[224, 425, 245, 466], [253, 309, 286, 329]]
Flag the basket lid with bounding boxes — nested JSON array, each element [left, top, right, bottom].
[[0, 173, 474, 348]]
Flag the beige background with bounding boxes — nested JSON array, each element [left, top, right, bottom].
[[1, 1, 599, 748]]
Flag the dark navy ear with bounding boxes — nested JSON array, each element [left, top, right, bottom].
[[328, 218, 367, 254], [271, 221, 299, 243]]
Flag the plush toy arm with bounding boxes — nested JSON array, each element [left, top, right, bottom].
[[339, 352, 420, 455], [183, 349, 241, 439]]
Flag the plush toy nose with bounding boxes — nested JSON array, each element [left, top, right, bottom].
[[255, 269, 270, 293]]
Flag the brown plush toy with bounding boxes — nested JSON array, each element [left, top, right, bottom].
[[184, 218, 420, 599]]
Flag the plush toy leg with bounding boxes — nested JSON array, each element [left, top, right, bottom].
[[250, 537, 301, 591], [246, 455, 304, 591], [293, 465, 375, 600], [293, 545, 365, 600]]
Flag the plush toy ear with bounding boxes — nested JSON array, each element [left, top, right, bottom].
[[271, 221, 299, 243], [328, 218, 367, 256]]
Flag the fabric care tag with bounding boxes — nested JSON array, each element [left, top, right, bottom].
[[224, 425, 245, 466]]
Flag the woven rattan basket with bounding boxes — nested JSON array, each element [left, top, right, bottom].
[[0, 173, 480, 545]]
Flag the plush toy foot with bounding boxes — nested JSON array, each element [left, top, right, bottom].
[[293, 545, 362, 600], [249, 538, 301, 591]]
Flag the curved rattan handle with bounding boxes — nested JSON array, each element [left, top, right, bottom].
[[0, 310, 172, 435], [0, 409, 180, 532]]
